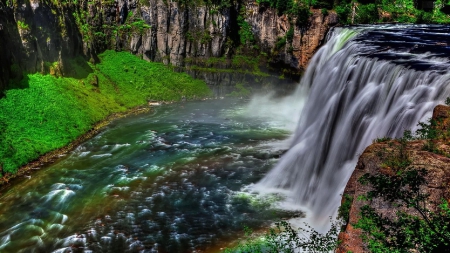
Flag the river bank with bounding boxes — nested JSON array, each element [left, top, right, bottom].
[[0, 105, 152, 189], [0, 50, 212, 186]]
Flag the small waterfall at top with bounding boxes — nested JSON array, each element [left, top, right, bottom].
[[254, 25, 450, 229]]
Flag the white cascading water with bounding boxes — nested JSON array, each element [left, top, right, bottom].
[[245, 29, 359, 133], [254, 25, 450, 229]]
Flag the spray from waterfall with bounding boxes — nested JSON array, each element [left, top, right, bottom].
[[252, 25, 450, 230], [244, 28, 359, 133]]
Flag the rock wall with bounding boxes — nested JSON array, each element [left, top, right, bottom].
[[0, 0, 337, 93], [244, 3, 337, 70], [91, 0, 337, 70], [337, 105, 450, 253], [0, 0, 83, 90]]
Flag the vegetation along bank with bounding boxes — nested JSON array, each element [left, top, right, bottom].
[[0, 50, 211, 183]]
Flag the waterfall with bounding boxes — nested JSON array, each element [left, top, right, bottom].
[[255, 25, 450, 228]]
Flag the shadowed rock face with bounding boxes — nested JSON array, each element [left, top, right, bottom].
[[0, 0, 336, 93], [337, 105, 450, 253], [0, 0, 82, 91]]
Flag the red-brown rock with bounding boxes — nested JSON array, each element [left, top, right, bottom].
[[337, 105, 450, 253]]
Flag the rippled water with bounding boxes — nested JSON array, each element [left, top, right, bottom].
[[0, 99, 296, 252]]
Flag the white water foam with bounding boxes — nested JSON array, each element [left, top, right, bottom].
[[251, 26, 450, 232], [91, 153, 113, 158]]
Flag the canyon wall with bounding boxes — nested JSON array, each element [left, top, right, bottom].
[[0, 0, 337, 94]]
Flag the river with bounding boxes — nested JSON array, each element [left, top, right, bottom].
[[0, 99, 306, 252], [2, 24, 450, 252]]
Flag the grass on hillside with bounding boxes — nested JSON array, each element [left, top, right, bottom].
[[0, 51, 211, 176]]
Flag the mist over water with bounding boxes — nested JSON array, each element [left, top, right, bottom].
[[245, 85, 308, 132], [244, 29, 360, 135], [255, 25, 450, 230]]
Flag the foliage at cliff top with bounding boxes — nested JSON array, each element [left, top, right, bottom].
[[254, 0, 450, 24], [336, 0, 450, 24], [0, 51, 211, 176]]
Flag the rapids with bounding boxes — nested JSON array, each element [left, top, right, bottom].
[[0, 100, 298, 252]]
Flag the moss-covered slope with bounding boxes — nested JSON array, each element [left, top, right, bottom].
[[0, 50, 211, 176]]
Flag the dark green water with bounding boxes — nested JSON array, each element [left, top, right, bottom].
[[0, 99, 293, 252]]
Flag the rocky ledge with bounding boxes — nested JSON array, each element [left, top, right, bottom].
[[337, 104, 450, 253]]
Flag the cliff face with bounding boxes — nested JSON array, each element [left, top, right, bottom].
[[0, 0, 83, 89], [87, 0, 336, 69], [0, 0, 337, 93], [337, 105, 450, 253]]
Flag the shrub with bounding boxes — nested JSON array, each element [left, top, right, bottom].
[[225, 219, 341, 252], [338, 194, 353, 223], [275, 0, 294, 15], [286, 26, 294, 42], [289, 2, 311, 27], [276, 36, 287, 49], [356, 168, 450, 252], [355, 3, 379, 24], [336, 4, 351, 24], [415, 118, 443, 153], [17, 20, 29, 30], [415, 10, 433, 23], [237, 11, 255, 45]]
